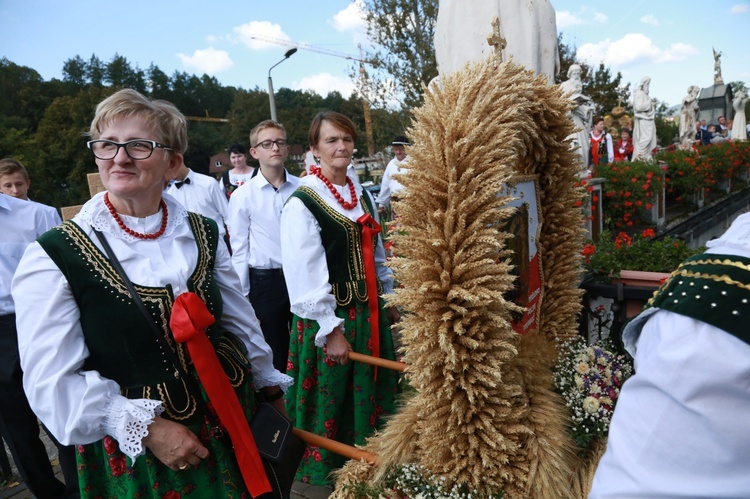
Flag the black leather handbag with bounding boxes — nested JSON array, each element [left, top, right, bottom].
[[251, 402, 306, 499]]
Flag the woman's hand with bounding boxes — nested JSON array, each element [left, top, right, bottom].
[[261, 386, 290, 419], [325, 326, 351, 365], [387, 306, 401, 325], [142, 416, 210, 471]]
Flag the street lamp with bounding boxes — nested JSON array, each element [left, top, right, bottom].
[[268, 48, 297, 122]]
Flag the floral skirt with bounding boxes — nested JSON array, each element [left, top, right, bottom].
[[76, 371, 259, 498], [286, 300, 399, 486]]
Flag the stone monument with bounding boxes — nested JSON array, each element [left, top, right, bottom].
[[434, 0, 559, 84]]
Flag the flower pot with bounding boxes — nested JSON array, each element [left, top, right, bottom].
[[610, 270, 670, 318]]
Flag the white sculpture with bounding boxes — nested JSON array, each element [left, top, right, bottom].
[[434, 0, 559, 84], [731, 91, 749, 141], [679, 85, 701, 149], [713, 47, 724, 85], [633, 76, 657, 160], [559, 64, 595, 168]]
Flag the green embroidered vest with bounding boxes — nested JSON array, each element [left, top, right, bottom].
[[37, 214, 247, 421], [644, 253, 750, 346], [290, 186, 383, 307]]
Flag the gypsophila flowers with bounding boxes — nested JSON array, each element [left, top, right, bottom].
[[553, 337, 633, 450]]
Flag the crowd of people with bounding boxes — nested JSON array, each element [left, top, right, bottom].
[[2, 86, 749, 499], [1, 89, 406, 498]]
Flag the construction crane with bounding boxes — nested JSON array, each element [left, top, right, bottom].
[[251, 36, 376, 156]]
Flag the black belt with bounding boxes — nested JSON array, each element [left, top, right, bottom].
[[249, 267, 284, 278]]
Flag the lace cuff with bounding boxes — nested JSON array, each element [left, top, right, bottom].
[[104, 396, 164, 461], [252, 371, 294, 392], [313, 314, 344, 348]]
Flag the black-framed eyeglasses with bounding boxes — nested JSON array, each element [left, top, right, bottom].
[[87, 139, 173, 160], [253, 139, 288, 150]]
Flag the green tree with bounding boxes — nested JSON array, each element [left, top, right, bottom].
[[360, 0, 438, 110], [105, 54, 146, 92], [62, 55, 87, 86], [86, 54, 105, 87], [654, 99, 678, 147]]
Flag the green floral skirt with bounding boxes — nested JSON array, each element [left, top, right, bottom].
[[286, 299, 399, 486], [77, 370, 259, 498]]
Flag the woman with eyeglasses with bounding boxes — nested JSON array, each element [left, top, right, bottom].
[[279, 111, 399, 486], [11, 89, 292, 498]]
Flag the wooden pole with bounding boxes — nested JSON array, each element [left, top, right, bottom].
[[348, 351, 406, 372], [292, 428, 378, 464]]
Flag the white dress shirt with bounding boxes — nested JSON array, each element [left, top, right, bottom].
[[11, 192, 291, 459], [227, 169, 299, 296], [377, 156, 409, 207], [29, 199, 62, 228], [164, 169, 228, 238], [590, 213, 750, 498], [280, 175, 393, 347], [0, 194, 58, 315]]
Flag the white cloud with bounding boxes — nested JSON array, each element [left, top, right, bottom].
[[731, 4, 749, 13], [576, 33, 697, 68], [556, 11, 584, 29], [233, 21, 293, 50], [331, 0, 366, 32], [292, 73, 356, 97], [593, 13, 608, 24], [640, 14, 660, 27], [177, 48, 233, 74]]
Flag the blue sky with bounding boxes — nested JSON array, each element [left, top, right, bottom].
[[1, 1, 748, 108]]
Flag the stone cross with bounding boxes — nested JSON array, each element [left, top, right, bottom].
[[486, 16, 507, 65]]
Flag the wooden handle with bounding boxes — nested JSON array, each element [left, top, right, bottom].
[[348, 351, 406, 372], [292, 427, 378, 464]]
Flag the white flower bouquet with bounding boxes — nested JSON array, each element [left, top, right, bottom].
[[553, 337, 634, 450]]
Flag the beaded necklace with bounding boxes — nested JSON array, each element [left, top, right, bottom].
[[311, 165, 358, 210], [104, 192, 168, 240]]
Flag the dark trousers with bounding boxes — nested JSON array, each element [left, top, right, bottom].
[[0, 313, 79, 498], [248, 269, 292, 373]]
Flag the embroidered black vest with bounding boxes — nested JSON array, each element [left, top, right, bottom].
[[290, 186, 383, 307], [37, 214, 247, 421], [644, 253, 750, 346]]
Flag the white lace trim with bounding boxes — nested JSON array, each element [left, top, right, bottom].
[[76, 192, 189, 243], [104, 396, 164, 461], [252, 371, 294, 392]]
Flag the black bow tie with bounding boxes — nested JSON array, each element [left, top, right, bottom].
[[174, 177, 191, 189]]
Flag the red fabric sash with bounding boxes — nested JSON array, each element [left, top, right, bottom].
[[357, 213, 382, 367], [170, 292, 271, 498], [590, 134, 602, 166]]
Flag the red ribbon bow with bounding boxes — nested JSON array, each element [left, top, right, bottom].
[[170, 292, 271, 498], [357, 213, 382, 371]]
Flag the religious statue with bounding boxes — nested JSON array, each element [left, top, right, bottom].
[[731, 91, 749, 141], [559, 64, 595, 168], [434, 0, 559, 84], [632, 76, 657, 160], [679, 85, 701, 149], [713, 47, 724, 85]]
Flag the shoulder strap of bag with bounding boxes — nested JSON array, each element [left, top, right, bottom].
[[93, 229, 223, 436]]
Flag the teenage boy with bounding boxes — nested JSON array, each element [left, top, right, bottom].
[[227, 120, 300, 371]]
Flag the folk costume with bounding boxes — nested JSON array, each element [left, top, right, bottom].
[[280, 173, 398, 486], [220, 168, 258, 200], [591, 212, 750, 497], [588, 130, 613, 168], [613, 137, 633, 162], [12, 192, 292, 498]]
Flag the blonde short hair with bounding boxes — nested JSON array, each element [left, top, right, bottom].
[[250, 120, 287, 147], [88, 89, 188, 154], [0, 158, 29, 180]]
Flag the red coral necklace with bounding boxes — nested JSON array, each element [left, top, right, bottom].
[[104, 192, 168, 240], [311, 165, 358, 210]]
